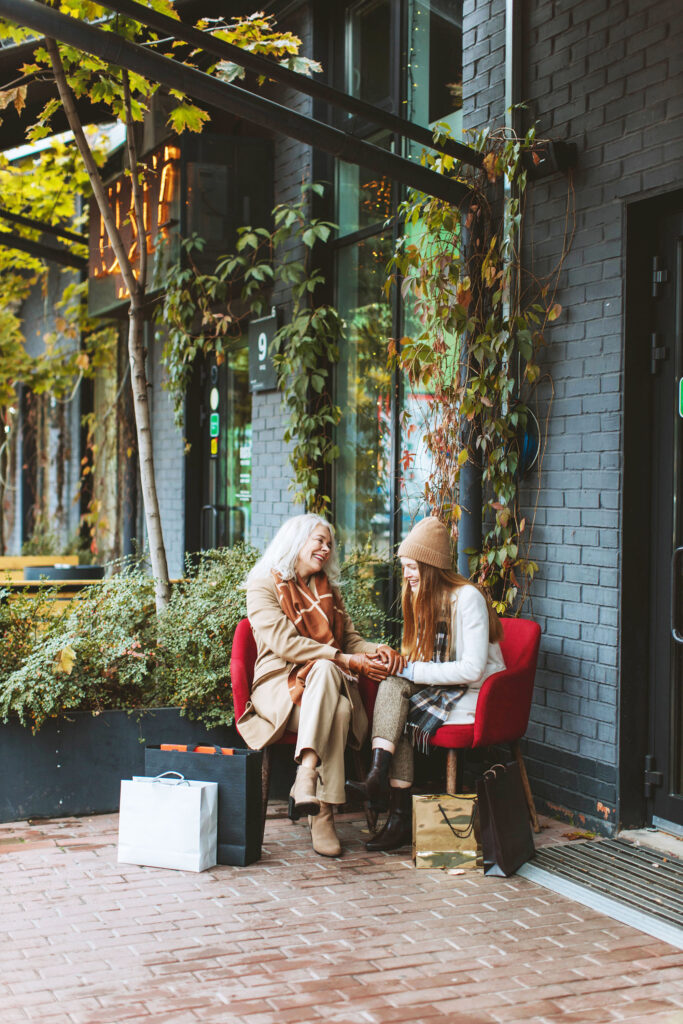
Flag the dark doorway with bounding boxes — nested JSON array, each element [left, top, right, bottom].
[[622, 189, 683, 832]]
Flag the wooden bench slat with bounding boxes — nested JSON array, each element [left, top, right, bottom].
[[0, 555, 80, 569]]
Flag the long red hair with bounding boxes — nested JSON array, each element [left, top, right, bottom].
[[401, 562, 503, 661]]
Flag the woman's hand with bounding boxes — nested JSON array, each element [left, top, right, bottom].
[[335, 651, 389, 682], [350, 653, 389, 682], [375, 644, 406, 676]]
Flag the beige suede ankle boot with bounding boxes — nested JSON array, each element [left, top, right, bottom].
[[309, 802, 341, 857], [288, 764, 320, 821]]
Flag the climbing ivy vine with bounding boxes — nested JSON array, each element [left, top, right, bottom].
[[158, 182, 341, 514], [389, 122, 573, 611]]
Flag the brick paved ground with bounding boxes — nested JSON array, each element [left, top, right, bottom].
[[1, 809, 682, 1024]]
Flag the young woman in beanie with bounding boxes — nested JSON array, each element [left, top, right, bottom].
[[349, 516, 505, 852], [239, 513, 404, 857]]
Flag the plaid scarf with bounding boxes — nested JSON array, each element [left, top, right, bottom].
[[272, 570, 345, 705], [405, 619, 467, 753], [405, 687, 468, 753]]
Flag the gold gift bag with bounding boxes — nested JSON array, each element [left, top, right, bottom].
[[412, 793, 482, 870]]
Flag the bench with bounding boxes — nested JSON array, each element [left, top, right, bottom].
[[0, 556, 100, 614]]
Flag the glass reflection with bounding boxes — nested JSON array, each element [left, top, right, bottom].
[[346, 0, 392, 106], [407, 0, 463, 132], [225, 344, 251, 545], [335, 234, 393, 559], [337, 141, 393, 237]]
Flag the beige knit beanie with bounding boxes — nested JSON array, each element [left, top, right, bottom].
[[397, 517, 452, 570]]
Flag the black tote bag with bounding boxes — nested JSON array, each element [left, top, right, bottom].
[[145, 744, 262, 867], [476, 762, 535, 877]]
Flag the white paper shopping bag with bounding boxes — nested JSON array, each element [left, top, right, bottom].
[[118, 772, 218, 872]]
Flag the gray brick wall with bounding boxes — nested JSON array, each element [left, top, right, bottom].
[[462, 0, 683, 830], [250, 388, 296, 550]]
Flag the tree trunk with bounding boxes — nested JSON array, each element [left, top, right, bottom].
[[45, 37, 170, 610]]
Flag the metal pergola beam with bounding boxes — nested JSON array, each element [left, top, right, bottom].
[[0, 231, 87, 268], [0, 0, 471, 208], [99, 0, 483, 169], [0, 206, 88, 244]]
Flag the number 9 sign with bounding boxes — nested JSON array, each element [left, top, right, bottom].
[[248, 311, 278, 392]]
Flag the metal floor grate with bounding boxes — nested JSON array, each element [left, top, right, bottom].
[[524, 838, 683, 936]]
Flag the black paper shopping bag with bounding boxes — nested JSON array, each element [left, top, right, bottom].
[[476, 762, 535, 877], [145, 744, 262, 866]]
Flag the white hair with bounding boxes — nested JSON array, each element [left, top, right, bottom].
[[245, 513, 341, 586]]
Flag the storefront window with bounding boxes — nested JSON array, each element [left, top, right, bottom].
[[333, 0, 465, 559], [346, 0, 392, 107], [224, 345, 251, 545], [334, 234, 393, 559], [337, 136, 393, 236], [200, 342, 251, 549], [407, 0, 463, 133], [398, 215, 462, 536]]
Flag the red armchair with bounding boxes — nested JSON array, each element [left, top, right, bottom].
[[230, 617, 375, 836], [430, 616, 542, 832]]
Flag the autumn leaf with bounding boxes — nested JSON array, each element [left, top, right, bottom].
[[482, 152, 498, 183], [483, 264, 498, 287], [76, 352, 90, 371], [456, 276, 472, 309], [547, 302, 562, 322], [0, 85, 27, 114], [55, 646, 76, 675]]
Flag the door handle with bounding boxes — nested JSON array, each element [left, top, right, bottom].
[[671, 546, 683, 644]]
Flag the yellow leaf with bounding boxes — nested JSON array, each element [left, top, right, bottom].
[[457, 449, 469, 467], [55, 646, 76, 675], [548, 302, 562, 322], [482, 152, 498, 183], [76, 352, 90, 371]]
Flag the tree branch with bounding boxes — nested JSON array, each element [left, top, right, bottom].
[[44, 36, 141, 307], [122, 69, 147, 294]]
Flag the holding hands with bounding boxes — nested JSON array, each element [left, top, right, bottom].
[[375, 644, 407, 676], [337, 645, 406, 682]]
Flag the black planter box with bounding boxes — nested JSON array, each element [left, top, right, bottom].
[[0, 708, 296, 823]]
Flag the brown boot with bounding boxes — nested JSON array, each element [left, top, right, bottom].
[[288, 765, 320, 821], [309, 802, 341, 857]]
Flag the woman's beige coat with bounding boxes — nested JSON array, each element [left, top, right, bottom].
[[237, 573, 378, 750]]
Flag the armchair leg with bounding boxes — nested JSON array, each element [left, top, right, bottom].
[[350, 747, 379, 832], [511, 739, 541, 834], [445, 749, 461, 795], [261, 745, 272, 841]]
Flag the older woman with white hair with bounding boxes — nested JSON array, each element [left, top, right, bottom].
[[238, 513, 404, 857]]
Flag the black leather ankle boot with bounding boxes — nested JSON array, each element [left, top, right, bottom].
[[346, 747, 392, 804], [365, 785, 412, 852]]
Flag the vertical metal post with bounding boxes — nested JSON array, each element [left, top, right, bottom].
[[457, 456, 482, 578]]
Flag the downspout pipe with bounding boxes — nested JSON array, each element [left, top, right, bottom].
[[0, 0, 471, 208]]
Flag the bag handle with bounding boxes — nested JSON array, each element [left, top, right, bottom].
[[438, 801, 477, 839], [483, 763, 507, 782], [186, 743, 225, 755], [153, 771, 189, 786]]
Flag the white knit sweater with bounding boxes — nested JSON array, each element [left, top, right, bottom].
[[408, 585, 506, 724]]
